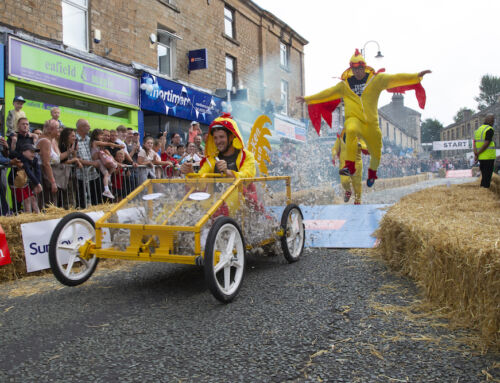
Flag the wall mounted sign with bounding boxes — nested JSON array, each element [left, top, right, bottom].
[[8, 36, 138, 107]]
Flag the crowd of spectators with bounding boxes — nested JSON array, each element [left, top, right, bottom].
[[0, 96, 207, 216], [268, 137, 476, 190]]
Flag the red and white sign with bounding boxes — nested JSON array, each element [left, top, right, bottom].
[[304, 219, 346, 231], [446, 169, 472, 178], [0, 225, 12, 266]]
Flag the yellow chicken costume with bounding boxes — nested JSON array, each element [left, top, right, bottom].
[[304, 49, 427, 187], [199, 113, 256, 215], [332, 128, 367, 204]]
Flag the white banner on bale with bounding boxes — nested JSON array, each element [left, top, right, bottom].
[[432, 140, 472, 151], [21, 212, 109, 273]]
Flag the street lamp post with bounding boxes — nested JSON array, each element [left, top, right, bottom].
[[361, 40, 383, 59]]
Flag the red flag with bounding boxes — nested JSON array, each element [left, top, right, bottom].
[[307, 99, 341, 135], [387, 82, 426, 109]]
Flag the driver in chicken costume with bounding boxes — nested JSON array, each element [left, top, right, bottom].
[[298, 49, 431, 186], [181, 113, 256, 215]]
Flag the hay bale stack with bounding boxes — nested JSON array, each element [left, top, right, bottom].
[[0, 204, 113, 283], [490, 173, 500, 198], [375, 180, 500, 350]]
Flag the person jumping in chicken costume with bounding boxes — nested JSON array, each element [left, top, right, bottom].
[[297, 49, 431, 187]]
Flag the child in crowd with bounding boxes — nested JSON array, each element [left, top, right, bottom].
[[174, 144, 185, 162], [161, 144, 179, 178], [181, 142, 202, 172], [14, 143, 42, 213], [90, 129, 121, 199], [112, 149, 131, 200], [6, 96, 27, 136]]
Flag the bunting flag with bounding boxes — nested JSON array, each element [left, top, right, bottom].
[[387, 82, 426, 109], [247, 115, 273, 175], [307, 99, 342, 135]]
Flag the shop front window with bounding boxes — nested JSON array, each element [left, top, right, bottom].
[[62, 0, 88, 51]]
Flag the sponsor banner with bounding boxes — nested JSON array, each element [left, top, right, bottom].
[[0, 225, 12, 266], [140, 72, 223, 124], [274, 115, 307, 143], [432, 140, 472, 151], [8, 37, 138, 106], [21, 212, 109, 273], [446, 169, 472, 178]]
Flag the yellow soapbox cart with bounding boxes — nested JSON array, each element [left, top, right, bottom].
[[48, 173, 305, 302]]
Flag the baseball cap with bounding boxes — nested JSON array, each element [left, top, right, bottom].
[[191, 121, 199, 125], [13, 96, 26, 103], [21, 143, 40, 152]]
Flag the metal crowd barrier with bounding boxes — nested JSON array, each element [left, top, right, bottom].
[[0, 163, 182, 216]]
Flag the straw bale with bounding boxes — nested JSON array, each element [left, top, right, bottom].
[[0, 204, 114, 283], [375, 178, 500, 350]]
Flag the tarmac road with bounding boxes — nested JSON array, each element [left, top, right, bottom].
[[0, 176, 498, 382]]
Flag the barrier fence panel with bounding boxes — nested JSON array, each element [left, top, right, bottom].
[[0, 164, 181, 215]]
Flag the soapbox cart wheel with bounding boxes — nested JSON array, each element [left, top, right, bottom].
[[280, 204, 305, 263], [204, 217, 246, 303], [49, 212, 99, 286]]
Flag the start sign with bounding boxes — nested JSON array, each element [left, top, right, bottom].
[[0, 225, 12, 266]]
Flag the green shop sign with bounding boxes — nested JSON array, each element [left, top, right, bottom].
[[8, 36, 138, 107]]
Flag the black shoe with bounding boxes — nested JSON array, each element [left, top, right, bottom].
[[339, 167, 352, 176]]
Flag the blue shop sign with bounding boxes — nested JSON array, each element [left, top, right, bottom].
[[0, 43, 4, 98], [140, 73, 222, 124]]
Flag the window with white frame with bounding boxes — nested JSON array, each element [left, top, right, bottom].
[[280, 80, 289, 115], [62, 0, 88, 51], [225, 55, 235, 91], [158, 32, 172, 77], [280, 42, 289, 69], [224, 6, 235, 38]]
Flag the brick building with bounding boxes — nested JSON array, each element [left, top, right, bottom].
[[440, 104, 500, 157], [0, 0, 307, 141]]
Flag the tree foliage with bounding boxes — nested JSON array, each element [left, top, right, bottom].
[[453, 107, 474, 123], [421, 118, 443, 143], [475, 74, 500, 110]]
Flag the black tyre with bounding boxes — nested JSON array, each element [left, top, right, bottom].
[[49, 212, 99, 286], [280, 204, 305, 263], [204, 217, 246, 303]]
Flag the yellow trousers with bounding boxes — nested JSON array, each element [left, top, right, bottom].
[[345, 117, 382, 172], [340, 163, 362, 204]]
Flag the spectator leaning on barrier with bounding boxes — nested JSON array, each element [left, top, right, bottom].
[[474, 114, 496, 188], [37, 119, 61, 206], [75, 119, 104, 208], [5, 96, 26, 136]]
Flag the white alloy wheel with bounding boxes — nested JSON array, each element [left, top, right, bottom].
[[204, 217, 246, 303], [49, 212, 98, 286]]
